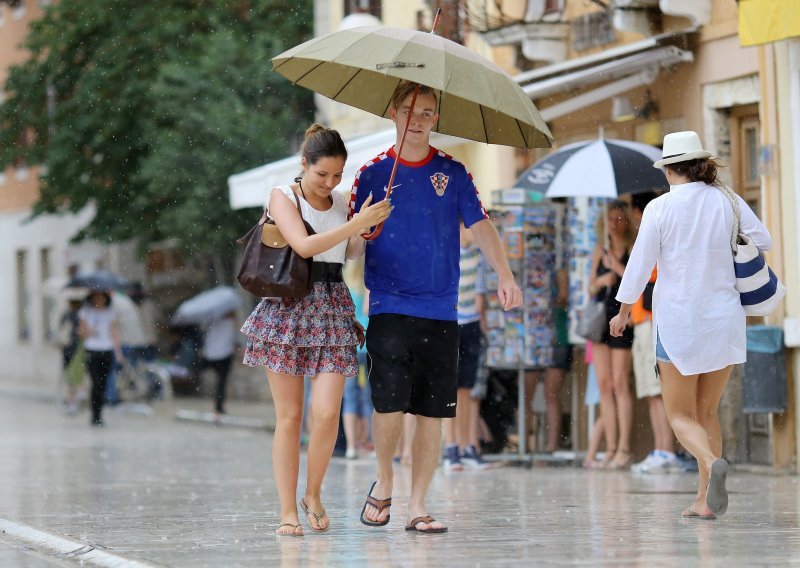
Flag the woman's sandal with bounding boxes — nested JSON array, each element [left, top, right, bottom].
[[608, 449, 632, 470], [276, 523, 303, 536], [360, 481, 392, 527], [299, 498, 330, 533], [599, 447, 617, 469]]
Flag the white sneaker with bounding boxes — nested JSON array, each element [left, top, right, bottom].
[[630, 451, 659, 473], [345, 448, 358, 460], [662, 453, 686, 474]]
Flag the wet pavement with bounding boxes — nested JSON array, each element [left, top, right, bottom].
[[1, 387, 800, 567]]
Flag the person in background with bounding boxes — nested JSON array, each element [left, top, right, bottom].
[[202, 312, 238, 418], [343, 257, 373, 459], [128, 282, 159, 362], [541, 267, 572, 453], [78, 289, 124, 426], [56, 291, 86, 414], [611, 131, 773, 519], [443, 219, 491, 471], [627, 192, 682, 474], [588, 201, 635, 469]]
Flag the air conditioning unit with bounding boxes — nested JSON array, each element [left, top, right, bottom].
[[659, 0, 711, 26]]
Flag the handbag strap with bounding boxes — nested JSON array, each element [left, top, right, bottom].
[[260, 187, 303, 226], [715, 184, 741, 254]]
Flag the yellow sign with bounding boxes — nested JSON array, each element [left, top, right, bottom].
[[739, 0, 800, 47]]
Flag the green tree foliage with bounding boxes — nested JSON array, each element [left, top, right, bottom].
[[0, 1, 313, 268]]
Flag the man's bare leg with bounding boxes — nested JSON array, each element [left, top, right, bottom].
[[407, 415, 446, 531], [362, 410, 403, 524]]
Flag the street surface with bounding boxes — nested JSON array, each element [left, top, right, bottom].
[[1, 386, 799, 567]]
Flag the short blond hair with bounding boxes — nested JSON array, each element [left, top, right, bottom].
[[390, 81, 438, 110]]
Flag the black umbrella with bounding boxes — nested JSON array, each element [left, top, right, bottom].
[[67, 270, 130, 291], [515, 138, 668, 198]]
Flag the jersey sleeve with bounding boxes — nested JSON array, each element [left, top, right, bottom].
[[349, 162, 374, 221], [457, 165, 488, 228]]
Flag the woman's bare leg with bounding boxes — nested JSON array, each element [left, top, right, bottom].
[[544, 367, 565, 453], [659, 363, 731, 514], [266, 369, 305, 535], [610, 348, 633, 466], [694, 366, 733, 510], [592, 344, 618, 463], [303, 372, 346, 530]]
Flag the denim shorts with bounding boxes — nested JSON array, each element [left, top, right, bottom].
[[343, 351, 372, 417], [655, 330, 670, 363]]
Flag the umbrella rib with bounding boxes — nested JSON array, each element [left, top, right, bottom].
[[380, 78, 403, 118], [479, 105, 489, 144], [515, 119, 529, 149], [331, 67, 364, 100], [288, 60, 328, 86]]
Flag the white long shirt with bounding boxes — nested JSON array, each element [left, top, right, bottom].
[[616, 181, 772, 375]]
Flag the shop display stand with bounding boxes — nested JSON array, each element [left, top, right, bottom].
[[483, 188, 566, 468]]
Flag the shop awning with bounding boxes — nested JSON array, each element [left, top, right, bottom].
[[516, 30, 694, 121], [738, 0, 800, 47], [228, 129, 462, 210]]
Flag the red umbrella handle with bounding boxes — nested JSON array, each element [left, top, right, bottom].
[[362, 9, 442, 242]]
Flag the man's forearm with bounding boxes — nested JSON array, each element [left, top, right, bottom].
[[471, 219, 514, 279]]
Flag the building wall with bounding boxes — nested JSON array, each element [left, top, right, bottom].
[[0, 1, 135, 388]]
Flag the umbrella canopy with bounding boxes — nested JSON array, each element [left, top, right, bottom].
[[272, 26, 553, 150], [515, 139, 667, 198], [171, 287, 242, 326], [67, 270, 130, 291]]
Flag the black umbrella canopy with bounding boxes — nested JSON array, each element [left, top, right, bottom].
[[515, 139, 668, 198], [67, 270, 130, 291]]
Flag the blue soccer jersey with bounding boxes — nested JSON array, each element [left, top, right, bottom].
[[349, 146, 488, 321]]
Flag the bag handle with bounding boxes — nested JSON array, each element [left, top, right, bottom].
[[260, 187, 304, 226], [715, 184, 741, 254]]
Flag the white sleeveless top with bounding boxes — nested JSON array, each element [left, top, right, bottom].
[[266, 185, 349, 264]]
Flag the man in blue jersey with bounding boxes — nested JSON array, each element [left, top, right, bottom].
[[351, 81, 522, 533]]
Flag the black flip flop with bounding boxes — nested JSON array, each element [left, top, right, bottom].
[[360, 481, 392, 527]]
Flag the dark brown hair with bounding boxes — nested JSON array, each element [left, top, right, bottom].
[[300, 123, 347, 166], [664, 157, 724, 186], [390, 81, 439, 110]]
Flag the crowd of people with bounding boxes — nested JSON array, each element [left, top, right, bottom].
[[55, 81, 769, 535], [56, 279, 239, 425], [237, 78, 770, 535]]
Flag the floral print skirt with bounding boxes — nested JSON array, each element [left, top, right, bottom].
[[241, 282, 358, 377]]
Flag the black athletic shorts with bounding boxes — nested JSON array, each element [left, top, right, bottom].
[[457, 321, 482, 389], [366, 313, 459, 418]]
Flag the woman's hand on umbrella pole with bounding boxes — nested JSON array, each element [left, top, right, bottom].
[[353, 193, 393, 233], [497, 275, 523, 311]]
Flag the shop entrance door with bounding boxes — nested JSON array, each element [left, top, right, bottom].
[[730, 103, 772, 465]]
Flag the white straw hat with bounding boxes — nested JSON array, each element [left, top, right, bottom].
[[653, 131, 713, 169]]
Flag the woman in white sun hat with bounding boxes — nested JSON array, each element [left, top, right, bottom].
[[609, 131, 772, 520]]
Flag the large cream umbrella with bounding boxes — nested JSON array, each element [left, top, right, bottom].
[[272, 11, 553, 239]]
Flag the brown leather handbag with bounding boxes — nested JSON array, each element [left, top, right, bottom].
[[236, 190, 315, 298]]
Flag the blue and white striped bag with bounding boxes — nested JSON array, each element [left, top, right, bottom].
[[718, 185, 785, 316]]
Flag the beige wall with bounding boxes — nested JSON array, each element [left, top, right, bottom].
[[0, 1, 46, 213]]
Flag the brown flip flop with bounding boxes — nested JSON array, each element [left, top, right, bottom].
[[360, 481, 392, 527], [405, 515, 448, 533]]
